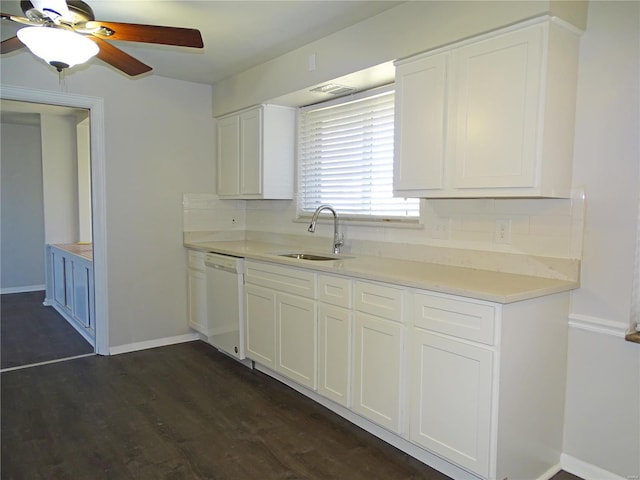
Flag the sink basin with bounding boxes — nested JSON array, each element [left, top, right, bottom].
[[276, 252, 351, 261]]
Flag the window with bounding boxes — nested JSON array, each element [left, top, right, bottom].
[[298, 86, 419, 221]]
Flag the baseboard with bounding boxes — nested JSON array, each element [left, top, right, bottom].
[[0, 285, 45, 294], [109, 333, 201, 356], [538, 463, 562, 480], [561, 453, 629, 480]]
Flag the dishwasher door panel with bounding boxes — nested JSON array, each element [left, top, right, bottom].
[[206, 258, 245, 360]]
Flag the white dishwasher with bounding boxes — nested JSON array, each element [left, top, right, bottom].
[[204, 252, 245, 360]]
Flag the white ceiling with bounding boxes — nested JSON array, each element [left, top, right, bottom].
[[0, 0, 403, 85]]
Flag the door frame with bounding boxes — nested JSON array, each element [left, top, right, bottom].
[[1, 85, 109, 355]]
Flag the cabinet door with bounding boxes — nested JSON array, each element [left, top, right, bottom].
[[394, 51, 447, 192], [240, 108, 262, 195], [72, 262, 91, 328], [217, 114, 240, 195], [187, 267, 208, 335], [451, 25, 543, 189], [276, 293, 316, 389], [352, 312, 403, 433], [409, 328, 493, 477], [52, 250, 67, 306], [318, 304, 352, 406], [64, 257, 74, 310], [244, 284, 277, 369]]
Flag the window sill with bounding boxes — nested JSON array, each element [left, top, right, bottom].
[[625, 331, 640, 344], [293, 216, 424, 230]]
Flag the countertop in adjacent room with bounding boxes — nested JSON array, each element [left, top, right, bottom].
[[51, 243, 93, 261]]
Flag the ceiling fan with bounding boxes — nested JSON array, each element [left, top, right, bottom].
[[0, 0, 203, 76]]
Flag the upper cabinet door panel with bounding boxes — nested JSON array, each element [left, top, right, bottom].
[[452, 25, 543, 189], [394, 51, 448, 192], [240, 108, 262, 195], [216, 115, 240, 196]]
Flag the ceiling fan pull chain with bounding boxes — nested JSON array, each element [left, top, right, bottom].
[[58, 68, 68, 92]]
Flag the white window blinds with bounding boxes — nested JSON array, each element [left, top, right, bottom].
[[298, 88, 419, 219]]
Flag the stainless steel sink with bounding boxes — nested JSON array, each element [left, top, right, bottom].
[[276, 252, 351, 261]]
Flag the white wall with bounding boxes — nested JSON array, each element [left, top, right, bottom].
[[0, 121, 45, 291], [77, 113, 92, 243], [562, 2, 640, 478], [571, 1, 639, 329], [1, 56, 215, 348], [40, 113, 79, 244]]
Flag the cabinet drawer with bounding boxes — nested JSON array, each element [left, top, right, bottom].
[[188, 250, 206, 270], [244, 261, 316, 298], [413, 291, 496, 345], [354, 281, 404, 323], [318, 274, 352, 308]]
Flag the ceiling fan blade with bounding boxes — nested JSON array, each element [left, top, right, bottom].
[[89, 37, 151, 76], [87, 21, 203, 48], [1, 11, 41, 25], [0, 36, 25, 54]]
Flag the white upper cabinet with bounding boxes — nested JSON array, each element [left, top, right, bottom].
[[216, 104, 295, 199], [394, 17, 581, 198], [216, 114, 241, 197], [394, 51, 447, 191]]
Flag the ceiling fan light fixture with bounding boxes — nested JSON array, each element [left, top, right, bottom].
[[17, 26, 99, 71]]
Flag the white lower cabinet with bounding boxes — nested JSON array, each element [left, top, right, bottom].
[[317, 274, 353, 407], [408, 289, 570, 480], [241, 259, 570, 480], [318, 303, 352, 407], [409, 290, 496, 477], [352, 311, 404, 433], [52, 249, 67, 307], [352, 280, 405, 434], [47, 245, 95, 342], [187, 251, 208, 335], [245, 283, 277, 369], [409, 328, 493, 476], [71, 261, 93, 328], [244, 261, 317, 388], [276, 292, 316, 389]]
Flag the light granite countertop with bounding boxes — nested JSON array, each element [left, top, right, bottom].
[[51, 243, 93, 261], [185, 240, 579, 304]]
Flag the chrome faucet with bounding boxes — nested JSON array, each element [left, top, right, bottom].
[[308, 205, 344, 254]]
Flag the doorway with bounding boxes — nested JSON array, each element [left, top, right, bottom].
[[1, 100, 95, 369], [0, 85, 108, 356]]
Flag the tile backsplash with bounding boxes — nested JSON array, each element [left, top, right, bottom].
[[183, 193, 246, 233], [183, 189, 584, 280]]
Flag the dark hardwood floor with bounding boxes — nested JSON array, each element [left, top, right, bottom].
[[1, 341, 583, 480], [1, 291, 94, 369]]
